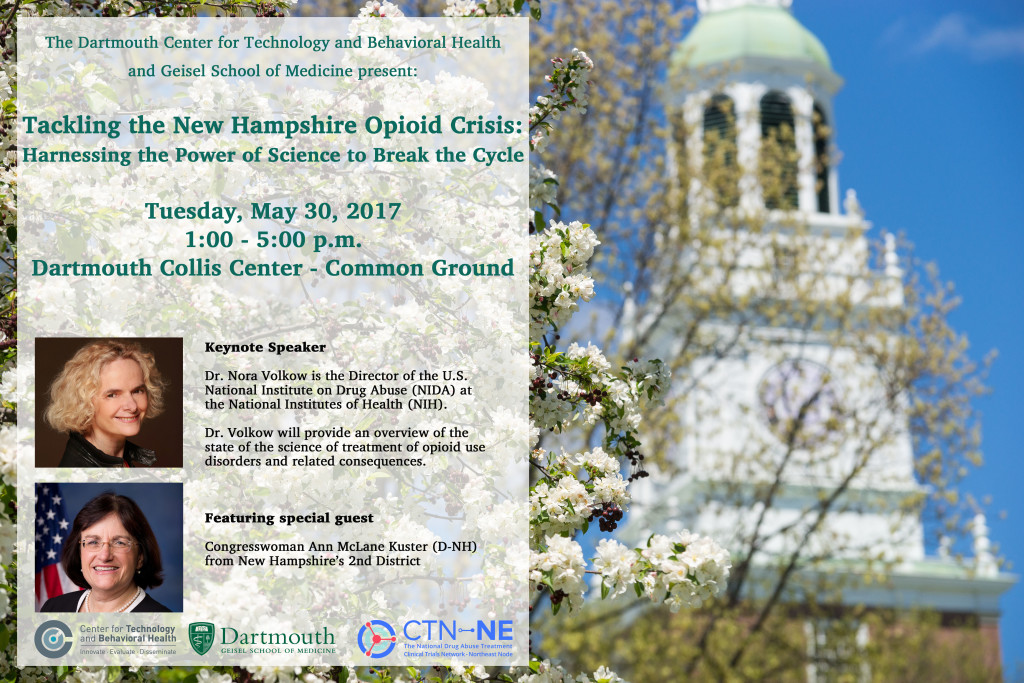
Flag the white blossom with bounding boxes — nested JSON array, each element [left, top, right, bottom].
[[531, 535, 587, 611], [593, 539, 637, 598], [0, 425, 14, 485], [197, 671, 233, 683], [359, 0, 405, 17]]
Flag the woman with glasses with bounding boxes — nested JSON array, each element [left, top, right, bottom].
[[45, 340, 167, 468], [40, 492, 171, 612]]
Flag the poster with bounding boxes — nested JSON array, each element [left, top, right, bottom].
[[3, 1, 1022, 681]]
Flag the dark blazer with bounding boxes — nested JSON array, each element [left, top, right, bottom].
[[57, 432, 156, 468], [41, 589, 171, 613]]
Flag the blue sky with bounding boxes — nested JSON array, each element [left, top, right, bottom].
[[772, 0, 1024, 673]]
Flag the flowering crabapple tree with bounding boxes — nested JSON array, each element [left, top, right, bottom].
[[522, 2, 1000, 680], [507, 13, 731, 682]]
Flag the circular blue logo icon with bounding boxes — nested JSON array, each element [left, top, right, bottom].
[[357, 619, 397, 658], [35, 620, 74, 658]]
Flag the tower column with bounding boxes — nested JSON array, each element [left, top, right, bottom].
[[788, 87, 816, 213], [731, 82, 766, 213]]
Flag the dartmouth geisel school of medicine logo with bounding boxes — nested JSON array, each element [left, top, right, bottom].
[[189, 622, 215, 656]]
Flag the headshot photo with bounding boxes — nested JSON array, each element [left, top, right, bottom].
[[35, 482, 184, 613], [35, 337, 183, 468]]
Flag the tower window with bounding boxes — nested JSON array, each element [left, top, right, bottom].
[[703, 94, 739, 207], [814, 103, 831, 213], [760, 91, 798, 210]]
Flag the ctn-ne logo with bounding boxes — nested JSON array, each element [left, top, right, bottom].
[[189, 622, 215, 656], [35, 620, 74, 658], [357, 619, 397, 658]]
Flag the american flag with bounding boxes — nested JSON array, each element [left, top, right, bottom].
[[35, 483, 79, 608]]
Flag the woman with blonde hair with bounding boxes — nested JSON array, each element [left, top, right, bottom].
[[46, 340, 166, 467]]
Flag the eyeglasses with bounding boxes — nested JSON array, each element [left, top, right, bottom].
[[80, 539, 136, 552]]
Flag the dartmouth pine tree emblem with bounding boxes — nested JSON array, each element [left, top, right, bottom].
[[189, 622, 215, 656]]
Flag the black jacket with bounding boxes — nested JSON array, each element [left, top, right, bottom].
[[40, 589, 172, 613], [57, 432, 156, 468]]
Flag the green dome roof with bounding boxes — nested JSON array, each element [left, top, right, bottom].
[[677, 5, 832, 70]]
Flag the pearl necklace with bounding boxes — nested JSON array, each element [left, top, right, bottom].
[[82, 586, 142, 613]]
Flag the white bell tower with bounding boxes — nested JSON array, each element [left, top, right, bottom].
[[626, 0, 1014, 620], [631, 0, 919, 563]]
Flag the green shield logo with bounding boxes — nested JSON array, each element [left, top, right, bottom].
[[189, 622, 215, 656]]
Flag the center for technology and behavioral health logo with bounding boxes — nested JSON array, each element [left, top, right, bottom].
[[357, 620, 397, 658], [189, 622, 215, 656], [35, 620, 74, 658]]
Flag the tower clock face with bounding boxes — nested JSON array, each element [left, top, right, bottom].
[[757, 359, 839, 448]]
